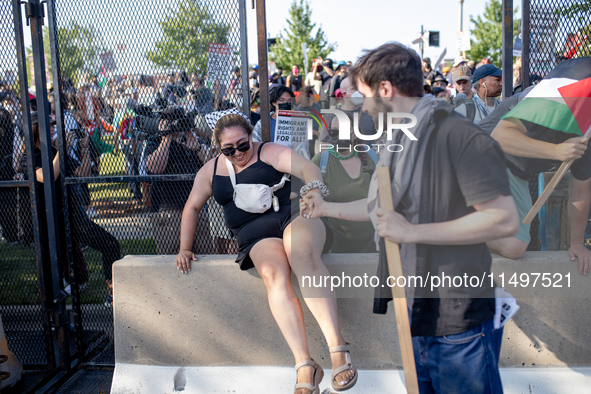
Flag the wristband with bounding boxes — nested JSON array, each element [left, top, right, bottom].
[[300, 180, 329, 198]]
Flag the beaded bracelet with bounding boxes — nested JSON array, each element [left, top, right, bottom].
[[300, 180, 329, 198]]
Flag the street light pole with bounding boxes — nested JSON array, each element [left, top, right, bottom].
[[420, 25, 424, 60], [459, 0, 465, 55], [459, 0, 464, 32]]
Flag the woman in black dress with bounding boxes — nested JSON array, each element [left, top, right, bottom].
[[175, 108, 357, 393]]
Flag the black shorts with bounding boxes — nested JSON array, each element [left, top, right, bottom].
[[234, 198, 333, 270]]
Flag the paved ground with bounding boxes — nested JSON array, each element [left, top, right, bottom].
[[111, 365, 591, 393], [91, 213, 153, 240]]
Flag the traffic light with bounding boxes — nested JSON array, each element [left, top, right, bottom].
[[267, 38, 277, 52], [429, 31, 440, 47]]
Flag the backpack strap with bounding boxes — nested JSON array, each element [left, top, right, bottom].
[[225, 157, 237, 188], [465, 98, 476, 122], [225, 156, 289, 192], [366, 148, 379, 165], [320, 150, 330, 176]]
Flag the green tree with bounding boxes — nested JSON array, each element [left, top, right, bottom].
[[146, 0, 231, 75], [467, 0, 520, 67], [269, 0, 336, 72], [25, 26, 53, 85], [55, 22, 106, 86]]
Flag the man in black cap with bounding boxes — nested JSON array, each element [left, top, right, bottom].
[[455, 64, 502, 123], [431, 74, 448, 89]]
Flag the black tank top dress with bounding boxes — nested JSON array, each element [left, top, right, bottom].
[[212, 142, 294, 270]]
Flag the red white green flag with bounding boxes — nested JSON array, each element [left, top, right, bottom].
[[502, 58, 591, 137]]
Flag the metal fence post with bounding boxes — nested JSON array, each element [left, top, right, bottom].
[[27, 0, 71, 371], [239, 0, 250, 118], [11, 0, 57, 370], [521, 0, 530, 89], [45, 0, 85, 360], [502, 0, 514, 99], [256, 0, 270, 141]]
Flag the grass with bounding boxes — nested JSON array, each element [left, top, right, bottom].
[[0, 238, 156, 305], [88, 140, 133, 202], [89, 182, 134, 203]]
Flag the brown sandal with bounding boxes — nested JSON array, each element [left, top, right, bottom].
[[294, 358, 324, 394], [329, 344, 357, 391]]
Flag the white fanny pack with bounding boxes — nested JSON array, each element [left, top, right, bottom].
[[225, 158, 290, 214]]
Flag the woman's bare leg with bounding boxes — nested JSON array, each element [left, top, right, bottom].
[[249, 237, 315, 388], [283, 216, 354, 387]]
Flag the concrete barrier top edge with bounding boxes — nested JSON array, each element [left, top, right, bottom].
[[115, 251, 570, 268]]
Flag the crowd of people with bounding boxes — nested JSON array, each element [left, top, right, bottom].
[[0, 68, 247, 306], [1, 40, 590, 393]]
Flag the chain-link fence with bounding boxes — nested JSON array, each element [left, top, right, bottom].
[[2, 0, 249, 391], [523, 0, 591, 251], [526, 0, 591, 79], [1, 0, 56, 380], [51, 0, 248, 363]]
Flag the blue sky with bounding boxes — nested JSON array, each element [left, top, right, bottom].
[[246, 0, 522, 66]]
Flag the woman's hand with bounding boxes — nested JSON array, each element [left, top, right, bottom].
[[301, 190, 325, 219], [175, 249, 197, 274]]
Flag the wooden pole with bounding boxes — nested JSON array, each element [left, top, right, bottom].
[[523, 125, 591, 225], [522, 159, 573, 225], [376, 167, 419, 394]]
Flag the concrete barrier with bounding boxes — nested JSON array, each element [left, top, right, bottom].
[[112, 251, 591, 371]]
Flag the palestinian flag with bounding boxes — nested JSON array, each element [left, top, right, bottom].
[[502, 58, 591, 137]]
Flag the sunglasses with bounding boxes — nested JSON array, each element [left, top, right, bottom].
[[221, 141, 251, 156]]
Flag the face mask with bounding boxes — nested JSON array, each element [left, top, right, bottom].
[[277, 102, 292, 111], [316, 65, 323, 72], [350, 91, 364, 106], [329, 132, 353, 150], [293, 69, 299, 76]]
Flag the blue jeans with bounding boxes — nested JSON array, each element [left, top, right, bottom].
[[412, 318, 503, 394]]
